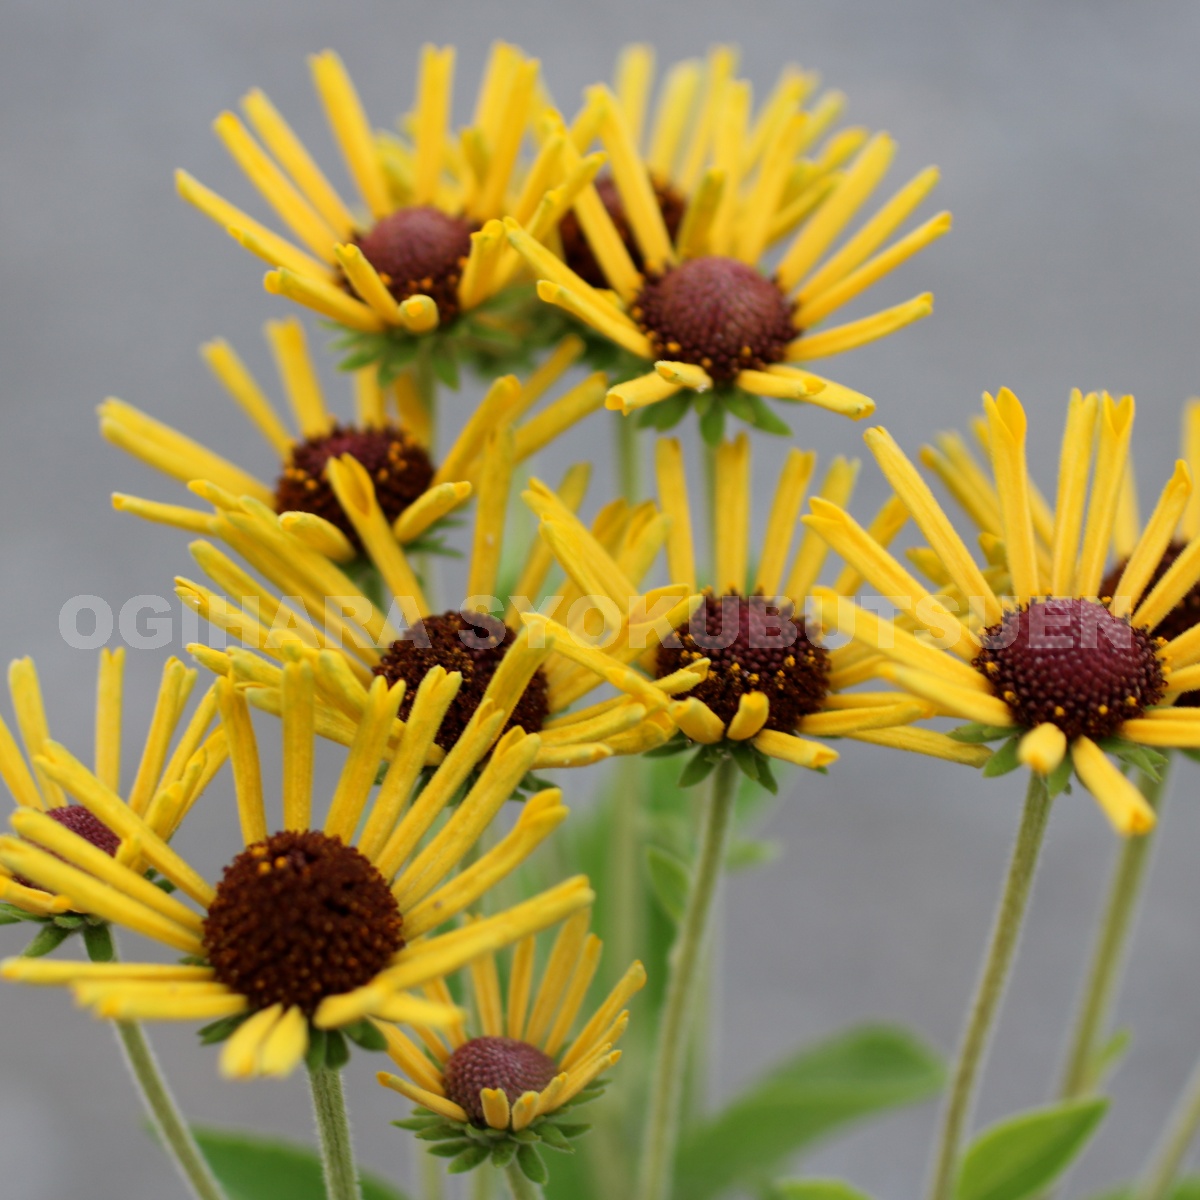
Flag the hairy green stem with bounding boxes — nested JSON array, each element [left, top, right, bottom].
[[308, 1066, 362, 1200], [615, 410, 641, 502], [114, 1019, 227, 1200], [1060, 763, 1170, 1099], [503, 1160, 544, 1200], [1135, 1050, 1200, 1200], [927, 771, 1054, 1200], [636, 755, 739, 1200]]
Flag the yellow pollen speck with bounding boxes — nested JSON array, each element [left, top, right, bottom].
[[1054, 705, 1065, 717], [258, 862, 272, 875], [1004, 690, 1017, 703], [985, 661, 999, 674], [1126, 695, 1138, 705], [784, 655, 795, 667], [1097, 704, 1109, 716]]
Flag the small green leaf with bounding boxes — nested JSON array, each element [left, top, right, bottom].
[[949, 723, 1017, 745], [429, 341, 460, 389], [1046, 753, 1075, 800], [21, 922, 73, 958], [744, 392, 793, 436], [646, 845, 691, 924], [52, 914, 86, 929], [517, 1144, 549, 1184], [768, 1181, 874, 1200], [673, 1025, 944, 1200], [304, 1028, 328, 1072], [490, 1139, 518, 1168], [447, 1143, 491, 1174], [393, 1116, 446, 1132], [644, 734, 691, 758], [197, 1013, 249, 1046], [698, 396, 727, 445], [679, 747, 719, 787], [429, 1140, 476, 1158], [536, 1123, 575, 1153], [0, 902, 42, 923], [955, 1098, 1108, 1200], [193, 1128, 410, 1200], [343, 1020, 388, 1052], [1098, 737, 1169, 782], [324, 1029, 351, 1071], [981, 736, 1022, 778], [82, 922, 114, 962]]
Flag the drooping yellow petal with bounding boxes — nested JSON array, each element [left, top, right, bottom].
[[1071, 736, 1157, 836], [752, 730, 838, 769], [845, 726, 993, 767], [726, 692, 770, 741], [1018, 723, 1068, 776]]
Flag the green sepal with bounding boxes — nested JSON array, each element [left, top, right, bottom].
[[343, 1019, 388, 1052], [767, 1181, 873, 1200], [414, 1125, 464, 1143], [21, 922, 73, 957], [948, 723, 1017, 744], [324, 1028, 351, 1071], [82, 921, 115, 962], [698, 395, 727, 446], [51, 913, 86, 929], [490, 1139, 518, 1168], [679, 746, 720, 787], [429, 341, 460, 389], [743, 392, 792, 436], [543, 1121, 590, 1138], [637, 391, 691, 431], [447, 1144, 491, 1174], [428, 1140, 476, 1159], [304, 1027, 328, 1072], [729, 741, 779, 794], [517, 1144, 549, 1184], [1045, 753, 1075, 800], [392, 1116, 447, 1133], [510, 1128, 542, 1144], [198, 1012, 251, 1046], [536, 1123, 575, 1153], [0, 902, 44, 924], [1096, 736, 1170, 782], [643, 733, 691, 758], [981, 736, 1022, 778]]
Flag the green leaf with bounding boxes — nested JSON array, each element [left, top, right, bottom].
[[646, 846, 690, 925], [644, 735, 691, 758], [490, 1139, 518, 1168], [429, 340, 460, 389], [1097, 737, 1169, 782], [955, 1098, 1108, 1200], [82, 922, 114, 962], [517, 1144, 549, 1184], [193, 1128, 410, 1200], [744, 392, 793, 436], [1089, 1178, 1200, 1200], [304, 1028, 328, 1072], [698, 396, 727, 445], [536, 1123, 575, 1153], [1046, 753, 1075, 800], [344, 1020, 388, 1052], [673, 1025, 944, 1200], [981, 736, 1022, 778], [324, 1028, 351, 1071], [21, 922, 73, 957], [447, 1143, 491, 1173], [948, 723, 1016, 745], [768, 1181, 874, 1200], [679, 747, 719, 787], [0, 902, 42, 923], [198, 1013, 250, 1046]]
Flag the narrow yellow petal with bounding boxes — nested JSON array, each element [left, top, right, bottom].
[[784, 457, 860, 603], [713, 433, 751, 593], [880, 663, 1014, 727], [1182, 398, 1200, 541], [221, 1004, 284, 1079], [646, 58, 702, 181], [1111, 460, 1191, 617], [264, 268, 384, 333], [216, 678, 267, 845], [1071, 736, 1157, 836], [526, 909, 590, 1048], [8, 658, 65, 808], [669, 697, 726, 744], [1133, 535, 1200, 633], [790, 294, 933, 361], [845, 725, 993, 766], [1077, 394, 1137, 598], [606, 370, 681, 415], [201, 336, 294, 455], [726, 692, 770, 741], [334, 243, 404, 323], [412, 45, 455, 205], [1018, 723, 1068, 775], [377, 1074, 468, 1123], [507, 936, 537, 1041], [752, 730, 839, 770], [481, 1087, 512, 1130], [984, 388, 1040, 600]]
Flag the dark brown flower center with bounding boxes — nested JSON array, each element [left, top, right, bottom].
[[355, 205, 473, 318], [1101, 541, 1200, 706], [444, 1036, 559, 1124], [373, 611, 549, 750], [973, 597, 1167, 740], [559, 175, 687, 288], [655, 593, 830, 731], [274, 424, 434, 545], [632, 256, 796, 384], [203, 830, 403, 1015]]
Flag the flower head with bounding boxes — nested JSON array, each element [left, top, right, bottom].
[[523, 434, 979, 789], [176, 46, 567, 374], [808, 388, 1200, 835], [505, 48, 948, 440], [1, 667, 594, 1079], [0, 651, 222, 937], [379, 907, 643, 1176]]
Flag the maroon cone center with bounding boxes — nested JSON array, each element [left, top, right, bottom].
[[444, 1036, 559, 1124], [355, 206, 473, 315]]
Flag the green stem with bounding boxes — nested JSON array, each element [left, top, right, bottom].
[[1060, 762, 1170, 1099], [927, 771, 1054, 1200], [502, 1160, 544, 1200], [615, 411, 641, 502], [470, 1161, 496, 1200], [418, 1152, 444, 1200], [114, 1019, 227, 1200], [308, 1066, 362, 1200], [635, 755, 739, 1200], [1136, 1049, 1200, 1200]]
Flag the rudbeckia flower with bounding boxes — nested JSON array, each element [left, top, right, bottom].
[[379, 908, 644, 1180], [807, 388, 1200, 835], [0, 650, 222, 942], [521, 433, 977, 789], [104, 321, 603, 558], [505, 52, 948, 440], [176, 45, 574, 378], [1, 666, 594, 1080]]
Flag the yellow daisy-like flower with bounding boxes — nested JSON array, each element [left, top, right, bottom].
[[160, 398, 697, 770], [521, 434, 981, 785], [505, 51, 948, 435], [0, 650, 222, 925], [1, 666, 594, 1080], [103, 319, 603, 557], [807, 387, 1200, 836], [177, 45, 566, 346], [378, 907, 644, 1173]]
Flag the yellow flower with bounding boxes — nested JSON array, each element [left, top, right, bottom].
[[807, 387, 1200, 836], [104, 320, 602, 557], [160, 392, 694, 770], [505, 47, 947, 434], [0, 650, 222, 922], [378, 907, 643, 1167], [1, 667, 594, 1080], [177, 45, 561, 340], [522, 433, 982, 782]]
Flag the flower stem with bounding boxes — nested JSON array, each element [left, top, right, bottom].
[[615, 410, 641, 502], [1059, 762, 1170, 1099], [114, 1019, 227, 1200], [926, 771, 1054, 1200], [502, 1160, 544, 1200], [418, 1152, 444, 1200], [1135, 1049, 1200, 1200], [308, 1065, 362, 1200], [636, 754, 739, 1200]]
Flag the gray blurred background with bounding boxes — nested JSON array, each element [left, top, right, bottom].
[[2, 1, 1200, 1196]]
